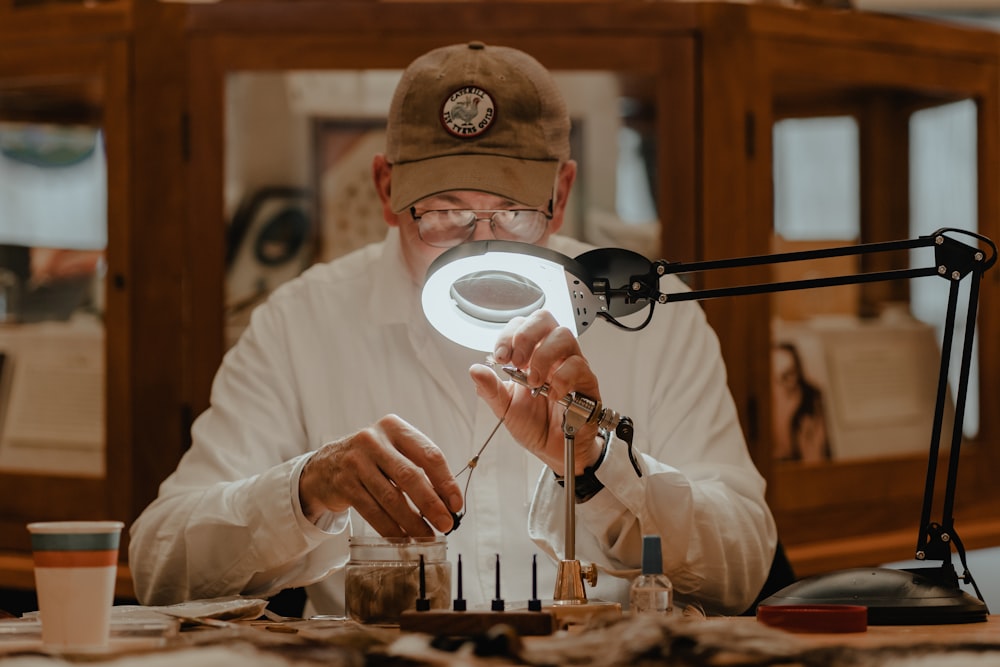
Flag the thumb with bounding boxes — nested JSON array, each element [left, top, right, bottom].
[[469, 363, 511, 417]]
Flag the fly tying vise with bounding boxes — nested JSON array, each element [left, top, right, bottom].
[[444, 356, 640, 536]]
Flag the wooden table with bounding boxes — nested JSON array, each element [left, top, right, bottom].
[[2, 611, 1000, 665]]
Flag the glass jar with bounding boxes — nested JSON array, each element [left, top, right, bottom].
[[344, 536, 451, 625]]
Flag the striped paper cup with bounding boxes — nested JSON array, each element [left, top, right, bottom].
[[27, 521, 124, 651]]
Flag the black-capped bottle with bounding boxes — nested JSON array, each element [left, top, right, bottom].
[[629, 534, 673, 614]]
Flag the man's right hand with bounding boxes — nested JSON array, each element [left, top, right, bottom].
[[297, 414, 463, 536]]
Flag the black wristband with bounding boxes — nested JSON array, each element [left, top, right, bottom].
[[555, 431, 610, 503]]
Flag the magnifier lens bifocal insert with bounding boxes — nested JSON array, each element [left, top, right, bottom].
[[449, 270, 545, 323], [422, 240, 602, 352]]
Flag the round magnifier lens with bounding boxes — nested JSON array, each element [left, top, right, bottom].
[[449, 270, 545, 323]]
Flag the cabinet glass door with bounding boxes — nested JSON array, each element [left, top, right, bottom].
[[760, 33, 1000, 572], [0, 89, 106, 477], [770, 98, 980, 466], [0, 38, 125, 551]]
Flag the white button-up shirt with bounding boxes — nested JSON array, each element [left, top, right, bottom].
[[129, 229, 776, 615]]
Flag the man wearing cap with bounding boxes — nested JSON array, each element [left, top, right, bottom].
[[130, 42, 777, 616]]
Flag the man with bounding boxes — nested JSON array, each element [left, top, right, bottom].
[[130, 41, 777, 615]]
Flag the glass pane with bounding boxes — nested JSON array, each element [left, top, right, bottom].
[[0, 80, 107, 477], [772, 109, 974, 462], [770, 108, 975, 464], [909, 99, 979, 437], [224, 69, 657, 346], [771, 116, 858, 464], [774, 116, 859, 241]]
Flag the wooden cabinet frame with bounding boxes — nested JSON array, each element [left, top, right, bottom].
[[0, 36, 132, 589], [0, 1, 185, 596], [1, 1, 998, 593], [181, 2, 1000, 577], [743, 23, 1000, 572]]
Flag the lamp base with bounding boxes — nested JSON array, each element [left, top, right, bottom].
[[761, 566, 988, 625]]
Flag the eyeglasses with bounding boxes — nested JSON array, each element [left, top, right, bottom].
[[410, 204, 553, 248]]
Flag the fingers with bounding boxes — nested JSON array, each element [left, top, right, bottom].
[[355, 458, 434, 537], [493, 311, 555, 373], [298, 415, 462, 537], [382, 416, 464, 527], [470, 363, 511, 418], [493, 310, 600, 402]]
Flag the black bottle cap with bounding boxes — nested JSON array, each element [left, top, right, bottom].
[[642, 535, 663, 575]]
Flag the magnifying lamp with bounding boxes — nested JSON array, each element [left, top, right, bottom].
[[421, 228, 997, 624], [423, 241, 599, 351]]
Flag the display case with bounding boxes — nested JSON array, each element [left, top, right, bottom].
[[0, 0, 189, 599], [0, 1, 998, 598], [180, 2, 1000, 578], [0, 30, 129, 593]]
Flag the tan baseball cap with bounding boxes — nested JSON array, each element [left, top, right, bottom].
[[386, 41, 571, 214]]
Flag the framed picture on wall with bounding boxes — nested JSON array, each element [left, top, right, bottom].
[[311, 118, 389, 263]]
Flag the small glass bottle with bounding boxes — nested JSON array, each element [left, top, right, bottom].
[[629, 534, 673, 615], [345, 535, 451, 625]]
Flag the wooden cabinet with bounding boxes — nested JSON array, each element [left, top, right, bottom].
[[179, 1, 1000, 578], [0, 0, 188, 597], [1, 0, 998, 596], [0, 8, 127, 592]]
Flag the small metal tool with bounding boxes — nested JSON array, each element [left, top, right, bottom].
[[489, 361, 622, 434], [486, 355, 641, 610]]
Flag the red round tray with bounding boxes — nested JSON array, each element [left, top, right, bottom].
[[757, 604, 868, 633]]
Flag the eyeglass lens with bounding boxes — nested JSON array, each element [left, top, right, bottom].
[[416, 210, 548, 247]]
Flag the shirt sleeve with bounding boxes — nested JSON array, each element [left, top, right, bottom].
[[128, 295, 350, 606]]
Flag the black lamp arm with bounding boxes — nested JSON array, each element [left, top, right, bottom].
[[592, 227, 996, 572], [615, 229, 996, 306]]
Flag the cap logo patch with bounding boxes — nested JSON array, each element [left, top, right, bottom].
[[441, 86, 496, 138]]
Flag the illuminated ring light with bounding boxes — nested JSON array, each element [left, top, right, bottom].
[[422, 240, 604, 352]]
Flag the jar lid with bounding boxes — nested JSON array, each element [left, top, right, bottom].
[[348, 536, 446, 546], [347, 535, 448, 562]]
